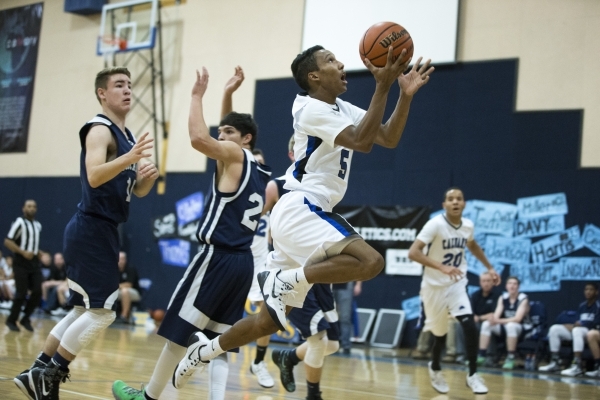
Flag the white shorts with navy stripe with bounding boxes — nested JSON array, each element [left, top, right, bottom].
[[267, 191, 359, 308], [248, 250, 268, 303], [420, 280, 472, 337]]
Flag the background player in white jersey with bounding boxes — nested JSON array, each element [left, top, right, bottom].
[[173, 45, 434, 386], [113, 66, 271, 400], [408, 187, 500, 395]]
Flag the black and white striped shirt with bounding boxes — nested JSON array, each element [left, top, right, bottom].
[[6, 217, 42, 255]]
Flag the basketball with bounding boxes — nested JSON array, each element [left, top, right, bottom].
[[151, 309, 165, 324], [359, 22, 414, 68]]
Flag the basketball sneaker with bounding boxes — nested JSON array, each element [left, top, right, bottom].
[[112, 380, 146, 400], [172, 331, 210, 389], [538, 360, 561, 372], [561, 363, 583, 376], [250, 361, 275, 388], [428, 361, 449, 394], [466, 373, 488, 394], [258, 269, 297, 331], [502, 357, 515, 370], [14, 359, 46, 399], [272, 349, 296, 392], [29, 363, 70, 400], [585, 368, 600, 378]]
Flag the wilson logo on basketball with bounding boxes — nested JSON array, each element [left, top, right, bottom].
[[378, 30, 408, 48]]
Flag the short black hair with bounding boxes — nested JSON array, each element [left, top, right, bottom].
[[252, 148, 264, 159], [585, 282, 599, 290], [443, 187, 464, 201], [219, 112, 258, 150], [291, 45, 324, 91]]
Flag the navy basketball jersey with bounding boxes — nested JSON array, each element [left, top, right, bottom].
[[502, 292, 527, 318], [197, 148, 271, 249], [77, 114, 138, 224], [274, 176, 289, 198], [578, 300, 600, 329]]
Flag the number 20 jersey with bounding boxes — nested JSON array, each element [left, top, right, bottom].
[[196, 148, 271, 250], [417, 214, 474, 287], [285, 93, 365, 209]]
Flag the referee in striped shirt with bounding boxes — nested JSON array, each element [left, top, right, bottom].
[[4, 199, 42, 332]]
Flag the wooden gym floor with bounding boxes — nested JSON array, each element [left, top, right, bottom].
[[1, 312, 599, 400]]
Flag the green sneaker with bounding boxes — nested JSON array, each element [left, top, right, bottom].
[[502, 358, 515, 370], [476, 356, 485, 366], [112, 380, 145, 400]]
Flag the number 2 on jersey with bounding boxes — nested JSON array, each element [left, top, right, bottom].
[[442, 252, 463, 267], [241, 192, 264, 231]]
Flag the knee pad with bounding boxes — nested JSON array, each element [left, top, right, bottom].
[[458, 314, 477, 335], [325, 339, 339, 356], [49, 306, 86, 341], [304, 331, 327, 368], [505, 322, 520, 337], [61, 309, 115, 355]]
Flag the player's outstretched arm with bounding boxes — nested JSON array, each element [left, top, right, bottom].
[[466, 240, 501, 286], [221, 66, 245, 119], [133, 159, 159, 197], [86, 129, 153, 188], [408, 239, 463, 281], [189, 68, 244, 164], [334, 47, 404, 153], [374, 57, 434, 148]]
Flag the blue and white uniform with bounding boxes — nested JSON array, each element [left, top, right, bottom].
[[417, 214, 474, 336], [267, 94, 363, 308], [158, 149, 271, 348], [248, 176, 287, 302], [64, 114, 137, 309]]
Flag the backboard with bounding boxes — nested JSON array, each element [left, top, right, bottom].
[[97, 0, 158, 55]]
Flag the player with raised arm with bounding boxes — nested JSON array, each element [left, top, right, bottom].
[[408, 188, 500, 394], [172, 45, 434, 387], [112, 66, 271, 400]]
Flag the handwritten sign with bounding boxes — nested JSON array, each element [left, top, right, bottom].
[[401, 295, 422, 321], [176, 192, 204, 227], [514, 215, 565, 238], [582, 224, 600, 256], [560, 257, 600, 281], [465, 251, 505, 277], [530, 226, 583, 264], [152, 213, 177, 239], [509, 263, 561, 292], [483, 236, 531, 265], [463, 200, 518, 237], [158, 239, 191, 268], [517, 193, 568, 219], [385, 249, 423, 276]]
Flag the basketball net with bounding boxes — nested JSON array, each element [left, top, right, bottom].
[[100, 35, 127, 67]]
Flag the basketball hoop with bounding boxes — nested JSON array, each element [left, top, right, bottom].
[[99, 35, 128, 66]]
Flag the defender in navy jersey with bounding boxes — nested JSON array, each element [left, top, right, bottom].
[[539, 282, 599, 375], [112, 67, 271, 400], [409, 188, 499, 394], [171, 45, 434, 392], [14, 67, 158, 400], [478, 276, 530, 370]]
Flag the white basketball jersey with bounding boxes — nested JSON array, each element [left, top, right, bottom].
[[284, 94, 366, 209], [417, 214, 474, 287]]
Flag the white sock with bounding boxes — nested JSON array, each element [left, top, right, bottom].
[[280, 267, 308, 286], [200, 337, 225, 361]]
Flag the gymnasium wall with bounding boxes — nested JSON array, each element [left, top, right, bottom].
[[0, 0, 598, 177]]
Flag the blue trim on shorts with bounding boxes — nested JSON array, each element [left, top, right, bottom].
[[304, 198, 353, 236]]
